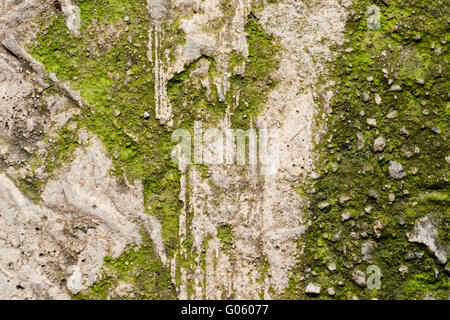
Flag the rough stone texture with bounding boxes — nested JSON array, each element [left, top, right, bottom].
[[407, 216, 448, 265], [0, 133, 165, 298], [373, 136, 386, 152], [0, 0, 448, 301], [351, 269, 366, 288], [388, 161, 407, 180], [305, 282, 321, 295]]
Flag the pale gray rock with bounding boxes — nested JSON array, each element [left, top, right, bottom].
[[388, 161, 407, 180], [305, 282, 321, 295], [373, 136, 386, 152], [351, 269, 366, 288], [389, 84, 402, 91], [361, 241, 376, 262], [407, 216, 447, 264], [341, 211, 352, 222]]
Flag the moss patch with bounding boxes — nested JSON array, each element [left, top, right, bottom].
[[285, 0, 449, 300]]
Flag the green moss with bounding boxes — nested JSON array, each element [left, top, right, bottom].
[[166, 16, 280, 130], [30, 0, 179, 299], [217, 225, 234, 252], [228, 18, 280, 129], [286, 0, 449, 300]]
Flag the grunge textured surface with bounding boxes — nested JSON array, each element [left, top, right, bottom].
[[0, 0, 448, 300]]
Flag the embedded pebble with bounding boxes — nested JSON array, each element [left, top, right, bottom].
[[374, 94, 382, 105], [341, 211, 352, 222], [363, 93, 370, 102], [434, 47, 442, 56], [431, 127, 441, 134], [386, 110, 399, 119], [388, 161, 407, 180], [351, 269, 366, 288], [373, 136, 386, 152], [327, 262, 337, 271], [389, 84, 402, 91], [366, 118, 377, 127]]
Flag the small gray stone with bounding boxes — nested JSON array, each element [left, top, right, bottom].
[[431, 127, 441, 134], [341, 211, 352, 222], [143, 111, 151, 119], [388, 161, 407, 180], [363, 92, 370, 102], [357, 132, 365, 150], [389, 84, 402, 91], [328, 262, 337, 271], [364, 206, 372, 214], [400, 126, 410, 137], [398, 216, 406, 226], [374, 93, 382, 105], [434, 47, 442, 56], [339, 195, 351, 206], [367, 190, 379, 201], [327, 287, 336, 296], [388, 193, 395, 202], [404, 251, 424, 261], [366, 118, 377, 127], [386, 110, 399, 119], [373, 136, 386, 152], [351, 269, 366, 288], [318, 201, 330, 210], [416, 78, 425, 85], [332, 230, 343, 242], [399, 265, 408, 275], [305, 282, 321, 295]]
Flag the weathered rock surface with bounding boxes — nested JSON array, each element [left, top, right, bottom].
[[0, 0, 448, 301], [388, 161, 407, 180], [0, 133, 166, 298], [407, 216, 447, 265]]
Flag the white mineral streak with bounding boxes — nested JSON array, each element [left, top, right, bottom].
[[60, 0, 81, 37], [148, 0, 350, 299], [147, 1, 173, 127]]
